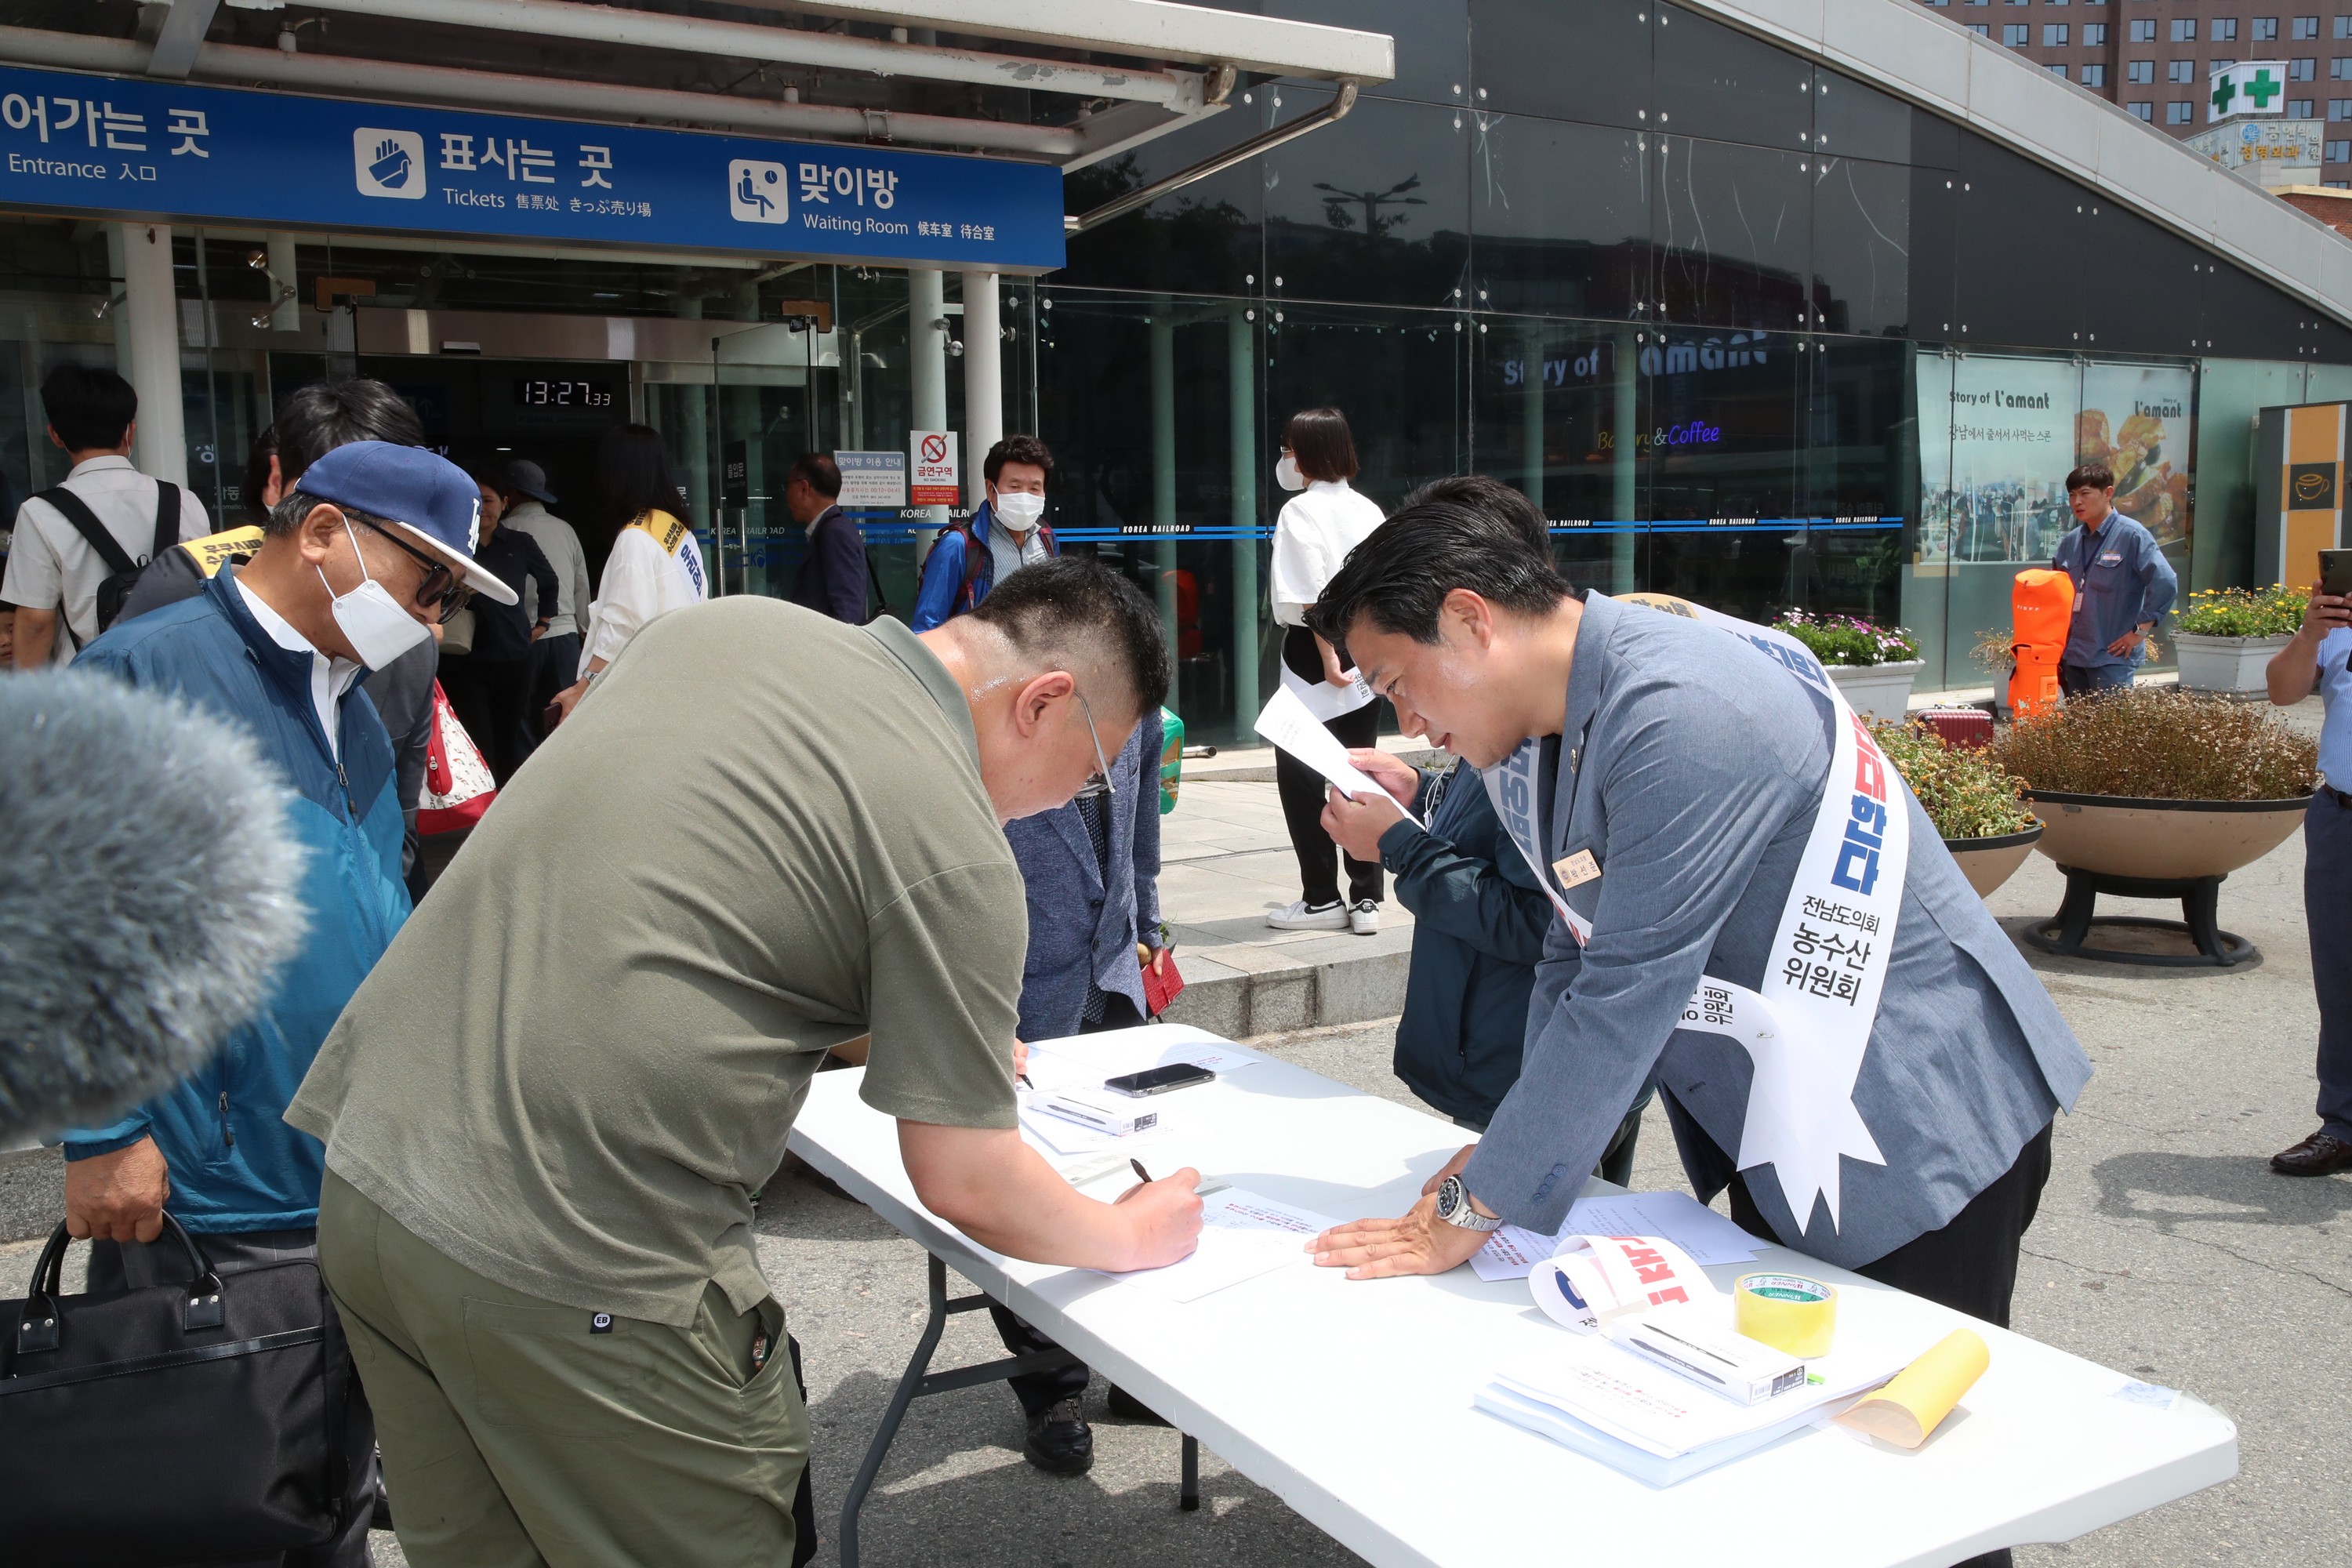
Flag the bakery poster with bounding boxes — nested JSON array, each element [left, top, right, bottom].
[[2077, 364, 2193, 551]]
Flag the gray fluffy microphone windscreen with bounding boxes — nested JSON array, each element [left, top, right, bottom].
[[1, 670, 307, 1142]]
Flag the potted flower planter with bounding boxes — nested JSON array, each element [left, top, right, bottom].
[[1943, 822, 2042, 898], [1826, 659, 1925, 721], [2173, 633, 2293, 695], [1991, 687, 2317, 965]]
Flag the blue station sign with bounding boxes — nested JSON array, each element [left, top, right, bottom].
[[0, 64, 1066, 271]]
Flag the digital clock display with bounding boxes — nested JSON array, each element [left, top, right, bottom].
[[513, 378, 615, 409]]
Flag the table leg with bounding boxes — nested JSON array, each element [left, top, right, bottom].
[[837, 1253, 1086, 1567], [838, 1254, 951, 1568], [1180, 1433, 1200, 1512]]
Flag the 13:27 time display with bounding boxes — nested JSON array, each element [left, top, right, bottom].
[[514, 378, 613, 408]]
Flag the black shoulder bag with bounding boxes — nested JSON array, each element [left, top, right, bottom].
[[0, 1212, 350, 1566], [34, 481, 180, 647]]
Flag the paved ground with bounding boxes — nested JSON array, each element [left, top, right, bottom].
[[7, 712, 2347, 1566]]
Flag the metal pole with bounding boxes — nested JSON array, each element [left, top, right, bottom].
[[677, 296, 712, 538], [908, 267, 948, 559], [1522, 322, 1546, 521], [1612, 326, 1639, 594], [116, 222, 188, 487], [961, 269, 1001, 509], [103, 226, 132, 395], [267, 233, 299, 332], [1229, 303, 1259, 728], [1151, 301, 1180, 678]]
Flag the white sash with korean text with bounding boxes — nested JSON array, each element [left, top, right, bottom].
[[1481, 593, 1904, 1232]]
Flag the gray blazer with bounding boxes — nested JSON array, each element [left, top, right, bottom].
[[1461, 593, 2091, 1269], [1005, 711, 1164, 1041]]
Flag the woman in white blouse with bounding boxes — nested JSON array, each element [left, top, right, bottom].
[[1267, 407, 1389, 935], [548, 424, 707, 726]]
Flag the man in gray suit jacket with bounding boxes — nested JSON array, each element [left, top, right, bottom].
[[993, 710, 1171, 1474], [1304, 495, 2089, 1355], [1007, 709, 1167, 1039]]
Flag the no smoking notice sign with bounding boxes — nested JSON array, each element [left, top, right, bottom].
[[910, 429, 960, 506]]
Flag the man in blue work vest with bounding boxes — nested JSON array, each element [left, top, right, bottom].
[[2050, 462, 2176, 698], [1301, 496, 2092, 1568]]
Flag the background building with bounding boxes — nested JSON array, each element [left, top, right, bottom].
[[1913, 0, 2352, 183], [1, 2, 2350, 747]]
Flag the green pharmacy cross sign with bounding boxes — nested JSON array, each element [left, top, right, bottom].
[[2211, 61, 2289, 122]]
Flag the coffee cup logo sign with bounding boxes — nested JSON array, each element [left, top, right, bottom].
[[909, 429, 960, 506]]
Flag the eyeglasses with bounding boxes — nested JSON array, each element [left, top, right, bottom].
[[1073, 691, 1113, 800], [358, 519, 469, 624]]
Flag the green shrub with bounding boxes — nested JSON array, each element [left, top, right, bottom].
[[1991, 688, 2317, 800], [1773, 610, 1920, 667], [1871, 721, 2039, 840], [2172, 585, 2305, 638]]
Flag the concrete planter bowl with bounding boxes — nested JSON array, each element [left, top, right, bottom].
[[2173, 633, 2293, 695], [1825, 659, 1924, 721], [1943, 823, 2042, 898], [2020, 789, 2312, 967], [2024, 790, 2309, 880]]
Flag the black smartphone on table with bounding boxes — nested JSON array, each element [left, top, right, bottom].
[[2321, 549, 2352, 601], [1103, 1063, 1215, 1097]]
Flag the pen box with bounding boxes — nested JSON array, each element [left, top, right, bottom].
[[1609, 1305, 1808, 1405], [1034, 1089, 1159, 1138]]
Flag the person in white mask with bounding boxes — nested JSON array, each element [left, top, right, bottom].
[[59, 438, 511, 1568], [911, 434, 1059, 630], [1268, 406, 1391, 935]]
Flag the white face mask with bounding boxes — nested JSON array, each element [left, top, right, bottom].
[[993, 489, 1047, 532], [1275, 452, 1305, 492], [317, 518, 434, 670]]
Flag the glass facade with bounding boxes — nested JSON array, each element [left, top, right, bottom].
[[4, 2, 2352, 745]]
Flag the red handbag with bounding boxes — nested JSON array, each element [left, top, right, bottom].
[[419, 680, 496, 836]]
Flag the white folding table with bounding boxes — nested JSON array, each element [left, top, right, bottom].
[[786, 1030, 2236, 1568]]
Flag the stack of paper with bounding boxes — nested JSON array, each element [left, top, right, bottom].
[[1099, 1188, 1337, 1304], [1474, 1190, 1762, 1283], [1476, 1323, 1918, 1486]]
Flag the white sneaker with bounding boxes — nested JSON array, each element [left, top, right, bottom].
[[1269, 898, 1348, 931], [1349, 899, 1381, 935]]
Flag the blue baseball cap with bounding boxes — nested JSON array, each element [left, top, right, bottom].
[[296, 441, 518, 605]]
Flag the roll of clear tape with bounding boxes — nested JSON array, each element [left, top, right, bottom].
[[1733, 1272, 1838, 1359]]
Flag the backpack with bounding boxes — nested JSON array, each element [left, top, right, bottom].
[[34, 481, 180, 648], [954, 517, 1058, 617]]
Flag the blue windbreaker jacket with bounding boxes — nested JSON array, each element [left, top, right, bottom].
[[62, 569, 410, 1232], [909, 501, 1059, 630]]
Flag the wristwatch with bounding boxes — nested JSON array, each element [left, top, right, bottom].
[[1432, 1174, 1502, 1232]]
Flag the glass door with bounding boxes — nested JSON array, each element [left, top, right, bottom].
[[711, 315, 837, 599]]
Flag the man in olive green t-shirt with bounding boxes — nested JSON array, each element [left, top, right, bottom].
[[288, 557, 1203, 1567]]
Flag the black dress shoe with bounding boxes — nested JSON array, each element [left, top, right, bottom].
[[1023, 1396, 1094, 1475], [1105, 1384, 1171, 1426], [2270, 1130, 2352, 1176]]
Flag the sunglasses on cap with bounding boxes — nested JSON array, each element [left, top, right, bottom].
[[358, 518, 470, 624]]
